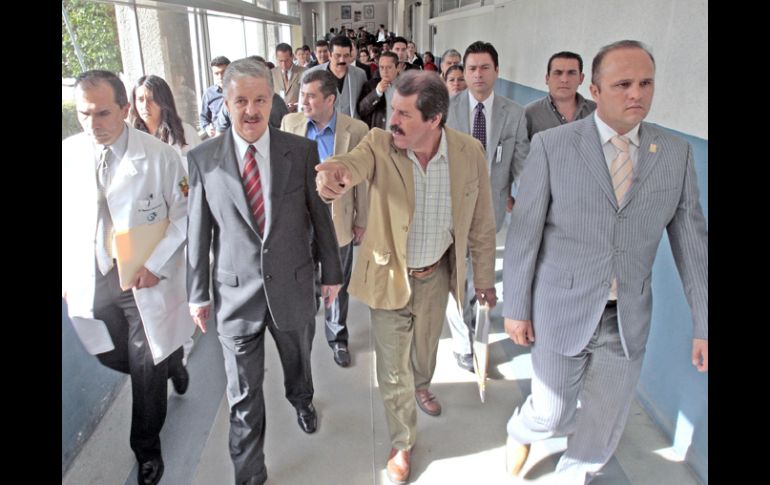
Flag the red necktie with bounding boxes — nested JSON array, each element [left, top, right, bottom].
[[242, 145, 265, 235]]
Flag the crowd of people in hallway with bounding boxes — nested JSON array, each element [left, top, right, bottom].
[[63, 29, 708, 485]]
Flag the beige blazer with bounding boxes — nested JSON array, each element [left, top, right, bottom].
[[281, 111, 370, 246], [327, 127, 497, 310], [272, 64, 305, 109]]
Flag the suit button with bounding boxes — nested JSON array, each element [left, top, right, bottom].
[[402, 225, 408, 232], [263, 247, 269, 254], [265, 274, 272, 281], [603, 281, 611, 288]]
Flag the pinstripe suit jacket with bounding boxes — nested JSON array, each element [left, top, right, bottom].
[[502, 116, 707, 360]]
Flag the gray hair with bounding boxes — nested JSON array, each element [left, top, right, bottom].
[[591, 40, 655, 86], [441, 48, 462, 61], [302, 70, 338, 101], [223, 58, 273, 96], [394, 70, 448, 128]]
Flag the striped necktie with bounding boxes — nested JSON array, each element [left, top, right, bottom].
[[608, 135, 633, 300], [610, 135, 633, 204], [242, 145, 266, 235]]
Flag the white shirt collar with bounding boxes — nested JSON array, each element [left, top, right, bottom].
[[594, 111, 640, 148], [232, 126, 271, 162], [469, 90, 495, 115]]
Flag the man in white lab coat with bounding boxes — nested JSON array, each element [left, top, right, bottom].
[[62, 70, 195, 485]]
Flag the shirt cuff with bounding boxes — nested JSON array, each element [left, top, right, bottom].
[[189, 301, 210, 310]]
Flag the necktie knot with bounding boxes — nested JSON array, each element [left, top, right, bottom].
[[475, 102, 484, 113], [610, 135, 629, 154]]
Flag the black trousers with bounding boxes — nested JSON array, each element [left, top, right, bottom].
[[92, 265, 183, 462]]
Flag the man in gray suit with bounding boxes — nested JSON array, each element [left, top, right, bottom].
[[502, 40, 708, 483], [186, 59, 343, 485], [445, 40, 530, 372], [300, 35, 368, 120]]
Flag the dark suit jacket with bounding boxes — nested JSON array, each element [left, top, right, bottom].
[[186, 127, 343, 337], [357, 77, 388, 129]]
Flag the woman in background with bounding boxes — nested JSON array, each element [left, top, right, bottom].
[[422, 51, 438, 71], [130, 74, 201, 173], [129, 74, 201, 364], [443, 64, 467, 97]]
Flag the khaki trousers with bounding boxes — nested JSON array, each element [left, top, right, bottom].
[[370, 257, 450, 450]]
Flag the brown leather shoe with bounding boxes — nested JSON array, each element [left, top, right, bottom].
[[415, 389, 441, 416], [386, 447, 410, 484], [505, 436, 530, 476]]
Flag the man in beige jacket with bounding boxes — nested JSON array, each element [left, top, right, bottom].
[[281, 69, 369, 367], [316, 71, 496, 484]]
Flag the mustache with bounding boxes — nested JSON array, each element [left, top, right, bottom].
[[243, 114, 263, 123], [389, 124, 405, 136]]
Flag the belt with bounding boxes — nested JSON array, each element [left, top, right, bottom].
[[408, 256, 444, 278], [606, 300, 617, 308]]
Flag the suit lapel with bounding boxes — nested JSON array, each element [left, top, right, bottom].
[[454, 91, 471, 132], [289, 65, 302, 93], [446, 131, 466, 228], [620, 122, 660, 210], [577, 117, 618, 210], [488, 96, 507, 157], [389, 138, 415, 215], [334, 115, 351, 154], [268, 127, 291, 234], [219, 131, 261, 236]]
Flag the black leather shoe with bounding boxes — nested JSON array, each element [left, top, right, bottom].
[[332, 342, 351, 367], [296, 402, 317, 433], [454, 352, 474, 373], [137, 457, 164, 485], [171, 365, 189, 395]]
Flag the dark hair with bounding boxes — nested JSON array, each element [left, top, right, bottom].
[[265, 61, 275, 70], [75, 70, 128, 108], [592, 40, 655, 86], [276, 43, 293, 55], [394, 70, 448, 128], [130, 75, 187, 147], [443, 64, 464, 80], [329, 35, 353, 51], [210, 56, 231, 67], [302, 45, 312, 52], [463, 41, 499, 68], [302, 70, 338, 101], [315, 39, 329, 49], [547, 51, 584, 75], [379, 51, 399, 65], [391, 36, 408, 48], [423, 51, 435, 63]]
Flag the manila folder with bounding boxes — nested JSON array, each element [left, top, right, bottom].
[[114, 220, 169, 290]]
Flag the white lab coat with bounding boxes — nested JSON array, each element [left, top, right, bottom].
[[62, 125, 194, 364]]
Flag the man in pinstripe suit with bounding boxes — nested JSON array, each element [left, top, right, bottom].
[[502, 40, 708, 484]]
